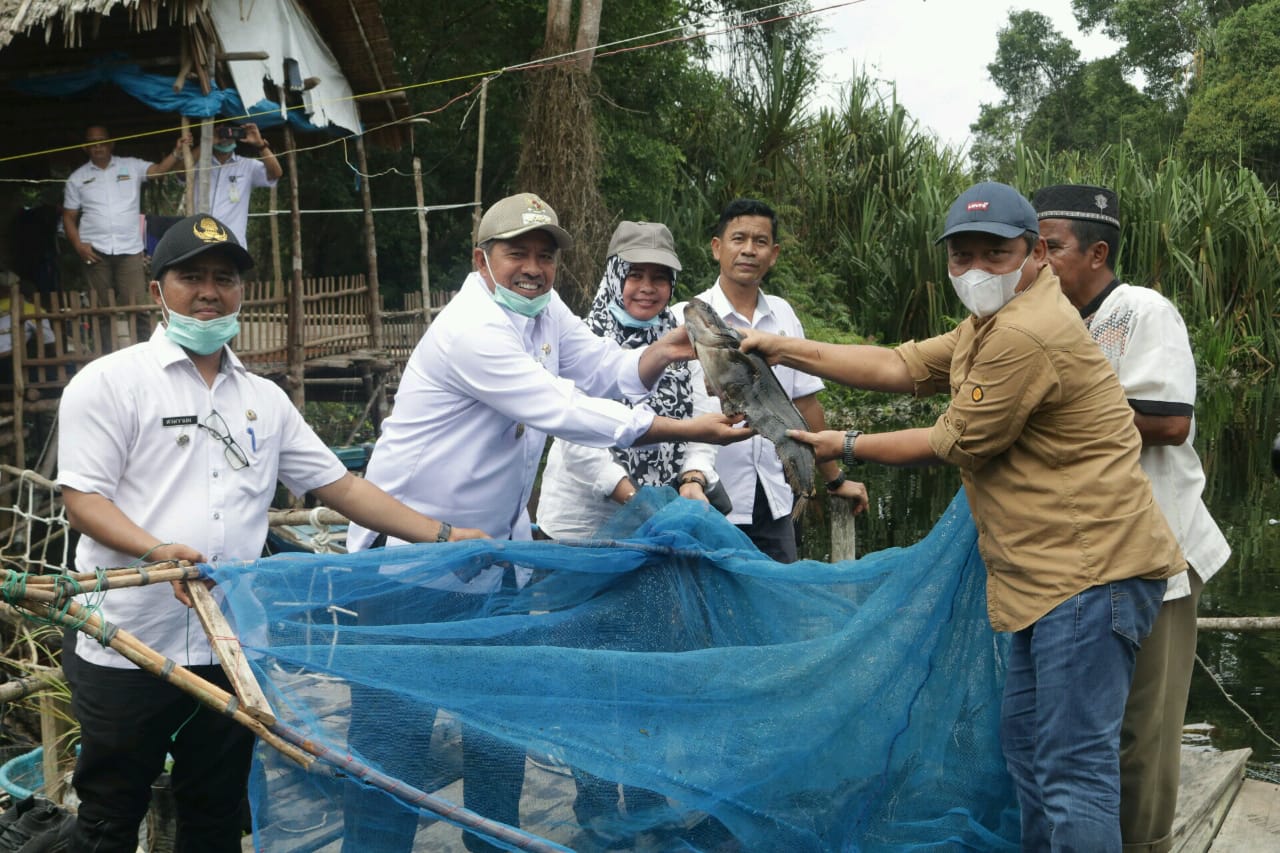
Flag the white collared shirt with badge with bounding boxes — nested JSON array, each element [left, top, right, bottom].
[[57, 328, 346, 668], [675, 280, 824, 525], [62, 155, 153, 255], [1084, 283, 1230, 599], [191, 153, 278, 246], [348, 272, 655, 586]]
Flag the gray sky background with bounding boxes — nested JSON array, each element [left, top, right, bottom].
[[813, 0, 1123, 152]]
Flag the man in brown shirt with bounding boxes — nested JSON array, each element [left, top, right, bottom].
[[741, 181, 1185, 852]]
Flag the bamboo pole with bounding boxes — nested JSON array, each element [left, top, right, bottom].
[[184, 579, 276, 725], [267, 507, 348, 526], [3, 567, 571, 852], [471, 78, 489, 245], [414, 156, 431, 325], [354, 135, 383, 353], [354, 135, 387, 426], [269, 184, 283, 299], [180, 116, 194, 215], [283, 123, 305, 411], [10, 281, 24, 467], [1197, 616, 1280, 632], [0, 667, 62, 703], [11, 589, 313, 769]]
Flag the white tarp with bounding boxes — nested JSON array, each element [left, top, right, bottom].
[[208, 0, 362, 135]]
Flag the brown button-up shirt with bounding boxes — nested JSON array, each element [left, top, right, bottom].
[[896, 265, 1186, 632]]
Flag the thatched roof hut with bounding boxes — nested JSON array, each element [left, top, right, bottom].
[[0, 0, 409, 178]]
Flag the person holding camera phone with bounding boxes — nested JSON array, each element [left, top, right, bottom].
[[187, 121, 282, 247]]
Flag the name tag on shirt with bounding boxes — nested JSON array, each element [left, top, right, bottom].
[[162, 415, 198, 427]]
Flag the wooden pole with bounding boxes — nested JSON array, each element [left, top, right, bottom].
[[354, 134, 387, 426], [180, 116, 194, 215], [39, 688, 73, 802], [196, 117, 213, 215], [414, 156, 431, 325], [1197, 617, 1280, 632], [270, 183, 283, 299], [11, 281, 25, 467], [283, 123, 305, 411], [354, 135, 383, 352], [471, 78, 489, 244], [829, 497, 857, 561]]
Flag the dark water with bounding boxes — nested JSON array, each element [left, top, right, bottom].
[[802, 384, 1280, 782]]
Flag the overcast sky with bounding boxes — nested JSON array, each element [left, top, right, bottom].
[[812, 0, 1123, 153]]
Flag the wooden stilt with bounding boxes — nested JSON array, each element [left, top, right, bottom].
[[413, 156, 431, 325], [283, 123, 305, 411], [354, 135, 386, 425]]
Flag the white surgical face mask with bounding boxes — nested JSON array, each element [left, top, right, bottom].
[[159, 289, 241, 355], [483, 252, 551, 318], [948, 252, 1031, 318]]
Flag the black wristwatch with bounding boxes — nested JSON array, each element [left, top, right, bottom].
[[826, 472, 847, 491], [842, 430, 863, 467], [679, 471, 708, 489]]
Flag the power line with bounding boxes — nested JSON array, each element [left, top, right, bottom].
[[0, 1, 867, 169]]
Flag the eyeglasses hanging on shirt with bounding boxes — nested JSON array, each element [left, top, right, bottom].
[[197, 409, 250, 470]]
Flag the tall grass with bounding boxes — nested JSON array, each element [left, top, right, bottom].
[[1015, 144, 1280, 377], [662, 59, 1279, 378]]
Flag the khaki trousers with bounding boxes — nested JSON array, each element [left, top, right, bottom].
[[1120, 570, 1205, 853], [84, 251, 149, 350]]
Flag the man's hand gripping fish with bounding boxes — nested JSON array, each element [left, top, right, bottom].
[[684, 298, 816, 505]]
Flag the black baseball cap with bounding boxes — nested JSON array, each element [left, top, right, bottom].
[[937, 182, 1039, 244], [150, 215, 254, 278]]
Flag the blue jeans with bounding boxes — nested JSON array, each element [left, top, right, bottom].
[[1001, 576, 1166, 852]]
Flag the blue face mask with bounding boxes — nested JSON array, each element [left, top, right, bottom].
[[607, 301, 662, 329], [159, 291, 241, 355], [213, 142, 237, 154], [483, 253, 552, 318]]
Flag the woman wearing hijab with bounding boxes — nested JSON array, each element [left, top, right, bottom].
[[536, 220, 720, 540]]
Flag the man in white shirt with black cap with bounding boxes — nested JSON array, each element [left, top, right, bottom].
[[57, 213, 483, 853]]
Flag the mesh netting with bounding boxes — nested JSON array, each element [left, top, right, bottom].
[[212, 487, 1017, 852]]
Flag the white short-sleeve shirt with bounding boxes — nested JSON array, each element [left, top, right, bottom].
[[57, 328, 347, 667], [192, 154, 277, 246], [62, 156, 152, 255], [348, 273, 655, 561], [676, 281, 824, 524], [1084, 283, 1230, 599]]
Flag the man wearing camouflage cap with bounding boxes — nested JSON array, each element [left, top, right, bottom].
[[345, 193, 749, 852]]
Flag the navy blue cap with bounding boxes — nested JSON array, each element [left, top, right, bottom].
[[936, 182, 1039, 244]]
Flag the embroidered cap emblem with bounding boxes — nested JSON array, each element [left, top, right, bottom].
[[966, 201, 990, 212], [1094, 194, 1110, 212], [193, 217, 229, 244]]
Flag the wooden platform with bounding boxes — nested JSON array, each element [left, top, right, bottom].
[[1173, 747, 1280, 852]]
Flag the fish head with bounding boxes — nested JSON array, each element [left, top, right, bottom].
[[683, 298, 743, 348]]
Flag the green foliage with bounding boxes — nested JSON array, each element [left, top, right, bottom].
[[1014, 142, 1280, 377], [972, 10, 1180, 176], [1181, 0, 1280, 183]]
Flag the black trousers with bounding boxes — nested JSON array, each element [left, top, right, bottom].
[[64, 641, 253, 853], [735, 476, 798, 563], [342, 568, 526, 853]]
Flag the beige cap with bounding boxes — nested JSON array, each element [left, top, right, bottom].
[[475, 193, 574, 250], [607, 221, 682, 271]]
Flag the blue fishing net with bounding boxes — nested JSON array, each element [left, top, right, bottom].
[[211, 487, 1017, 852]]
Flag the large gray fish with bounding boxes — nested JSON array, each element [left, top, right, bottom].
[[684, 298, 816, 503]]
